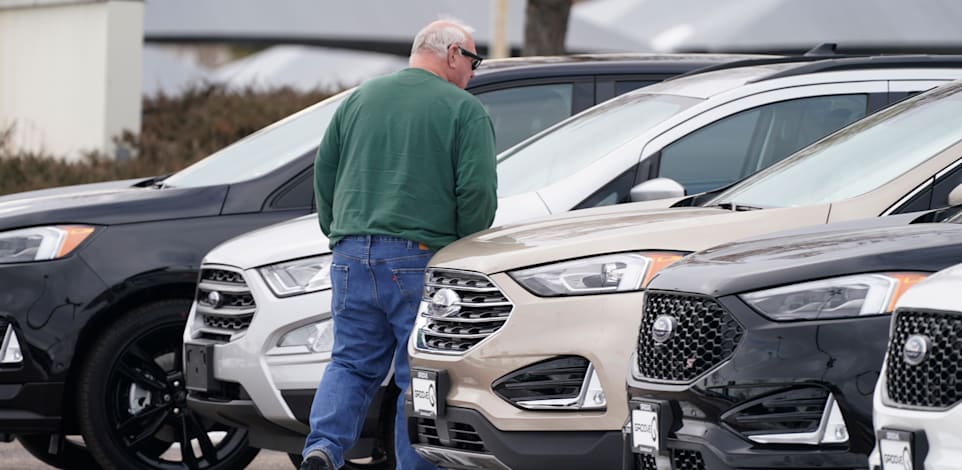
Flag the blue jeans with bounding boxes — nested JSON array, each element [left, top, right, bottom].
[[303, 235, 438, 470]]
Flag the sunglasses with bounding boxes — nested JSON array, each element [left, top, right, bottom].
[[458, 46, 484, 71]]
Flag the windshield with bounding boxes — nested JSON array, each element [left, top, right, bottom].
[[711, 84, 962, 208], [162, 90, 351, 188], [496, 93, 701, 198]]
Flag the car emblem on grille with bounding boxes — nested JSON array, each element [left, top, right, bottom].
[[902, 334, 931, 366], [651, 315, 678, 344], [206, 291, 222, 308], [428, 288, 461, 317]]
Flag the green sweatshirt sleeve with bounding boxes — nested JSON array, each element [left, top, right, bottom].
[[314, 109, 341, 237], [454, 115, 498, 238]]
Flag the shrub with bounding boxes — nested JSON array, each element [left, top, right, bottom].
[[0, 85, 333, 195]]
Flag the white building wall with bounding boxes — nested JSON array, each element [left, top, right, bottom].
[[0, 0, 142, 160]]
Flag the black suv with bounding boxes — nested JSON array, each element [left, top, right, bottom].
[[0, 53, 756, 470], [625, 207, 962, 470]]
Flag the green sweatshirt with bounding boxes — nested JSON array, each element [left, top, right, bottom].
[[314, 68, 497, 252]]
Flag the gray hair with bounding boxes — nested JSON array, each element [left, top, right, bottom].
[[410, 19, 475, 60]]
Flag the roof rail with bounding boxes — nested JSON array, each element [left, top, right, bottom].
[[665, 55, 853, 82], [803, 42, 839, 56], [749, 54, 962, 83]]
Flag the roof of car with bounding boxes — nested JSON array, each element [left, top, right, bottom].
[[467, 53, 775, 87], [640, 54, 962, 99]]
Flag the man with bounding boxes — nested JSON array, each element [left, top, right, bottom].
[[301, 19, 498, 470]]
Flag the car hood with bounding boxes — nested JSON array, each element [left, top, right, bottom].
[[896, 260, 962, 312], [206, 213, 329, 268], [0, 184, 227, 229], [431, 202, 833, 274], [0, 177, 148, 204], [651, 218, 962, 297]]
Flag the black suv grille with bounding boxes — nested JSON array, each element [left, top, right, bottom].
[[412, 418, 488, 453], [885, 309, 962, 409], [635, 450, 706, 470], [417, 269, 512, 353], [636, 292, 743, 383]]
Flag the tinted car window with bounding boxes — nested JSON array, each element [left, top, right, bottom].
[[659, 94, 868, 194], [712, 85, 962, 208], [497, 93, 701, 198], [477, 83, 574, 153]]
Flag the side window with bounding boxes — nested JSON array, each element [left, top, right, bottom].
[[476, 83, 574, 153], [269, 170, 314, 210], [931, 161, 962, 209], [658, 94, 868, 194]]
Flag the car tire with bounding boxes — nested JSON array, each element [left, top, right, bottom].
[[75, 300, 260, 469], [16, 434, 103, 469]]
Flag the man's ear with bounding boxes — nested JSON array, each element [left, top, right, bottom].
[[447, 45, 459, 69]]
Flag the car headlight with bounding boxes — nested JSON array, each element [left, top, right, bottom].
[[276, 320, 334, 354], [0, 225, 96, 264], [509, 251, 685, 297], [259, 255, 333, 297], [740, 272, 927, 321]]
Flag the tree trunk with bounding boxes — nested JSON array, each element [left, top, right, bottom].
[[523, 0, 572, 56]]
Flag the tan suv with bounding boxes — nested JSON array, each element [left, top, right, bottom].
[[405, 81, 962, 470]]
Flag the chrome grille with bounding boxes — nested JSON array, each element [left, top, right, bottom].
[[417, 269, 512, 353], [636, 291, 743, 383], [194, 266, 256, 342], [885, 309, 962, 409]]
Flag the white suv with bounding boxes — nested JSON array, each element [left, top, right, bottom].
[[870, 257, 962, 470], [183, 56, 962, 462]]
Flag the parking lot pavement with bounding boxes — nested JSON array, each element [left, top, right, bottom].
[[0, 441, 295, 469]]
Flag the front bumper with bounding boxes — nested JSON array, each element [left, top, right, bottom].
[[407, 271, 647, 470], [0, 256, 110, 433], [406, 405, 624, 470], [183, 263, 334, 451], [624, 292, 889, 469], [869, 369, 962, 470]]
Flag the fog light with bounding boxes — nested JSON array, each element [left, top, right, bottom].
[[277, 320, 333, 353], [0, 327, 22, 364]]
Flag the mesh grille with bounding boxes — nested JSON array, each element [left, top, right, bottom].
[[417, 269, 512, 353], [885, 309, 962, 408], [636, 454, 657, 470], [672, 449, 706, 470], [636, 292, 743, 383]]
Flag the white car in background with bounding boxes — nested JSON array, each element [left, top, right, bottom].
[[183, 56, 962, 465], [870, 254, 962, 470]]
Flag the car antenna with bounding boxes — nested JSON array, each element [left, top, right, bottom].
[[804, 43, 838, 56]]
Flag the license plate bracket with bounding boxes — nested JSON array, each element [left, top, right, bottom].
[[184, 342, 219, 394], [877, 427, 928, 470], [630, 401, 665, 455], [411, 368, 447, 418]]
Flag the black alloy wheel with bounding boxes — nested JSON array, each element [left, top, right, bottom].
[[76, 300, 259, 469]]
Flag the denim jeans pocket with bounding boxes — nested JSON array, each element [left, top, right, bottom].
[[330, 263, 349, 314], [391, 267, 427, 305]]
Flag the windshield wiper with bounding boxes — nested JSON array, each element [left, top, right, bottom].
[[711, 202, 765, 212]]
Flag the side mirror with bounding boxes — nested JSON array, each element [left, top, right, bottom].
[[948, 183, 962, 207], [629, 178, 685, 202]]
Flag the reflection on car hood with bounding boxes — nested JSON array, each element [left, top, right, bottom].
[[0, 184, 226, 229], [0, 177, 146, 204], [205, 214, 330, 269], [431, 202, 832, 274], [651, 216, 962, 297]]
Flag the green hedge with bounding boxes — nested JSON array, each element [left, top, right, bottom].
[[0, 86, 333, 196]]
